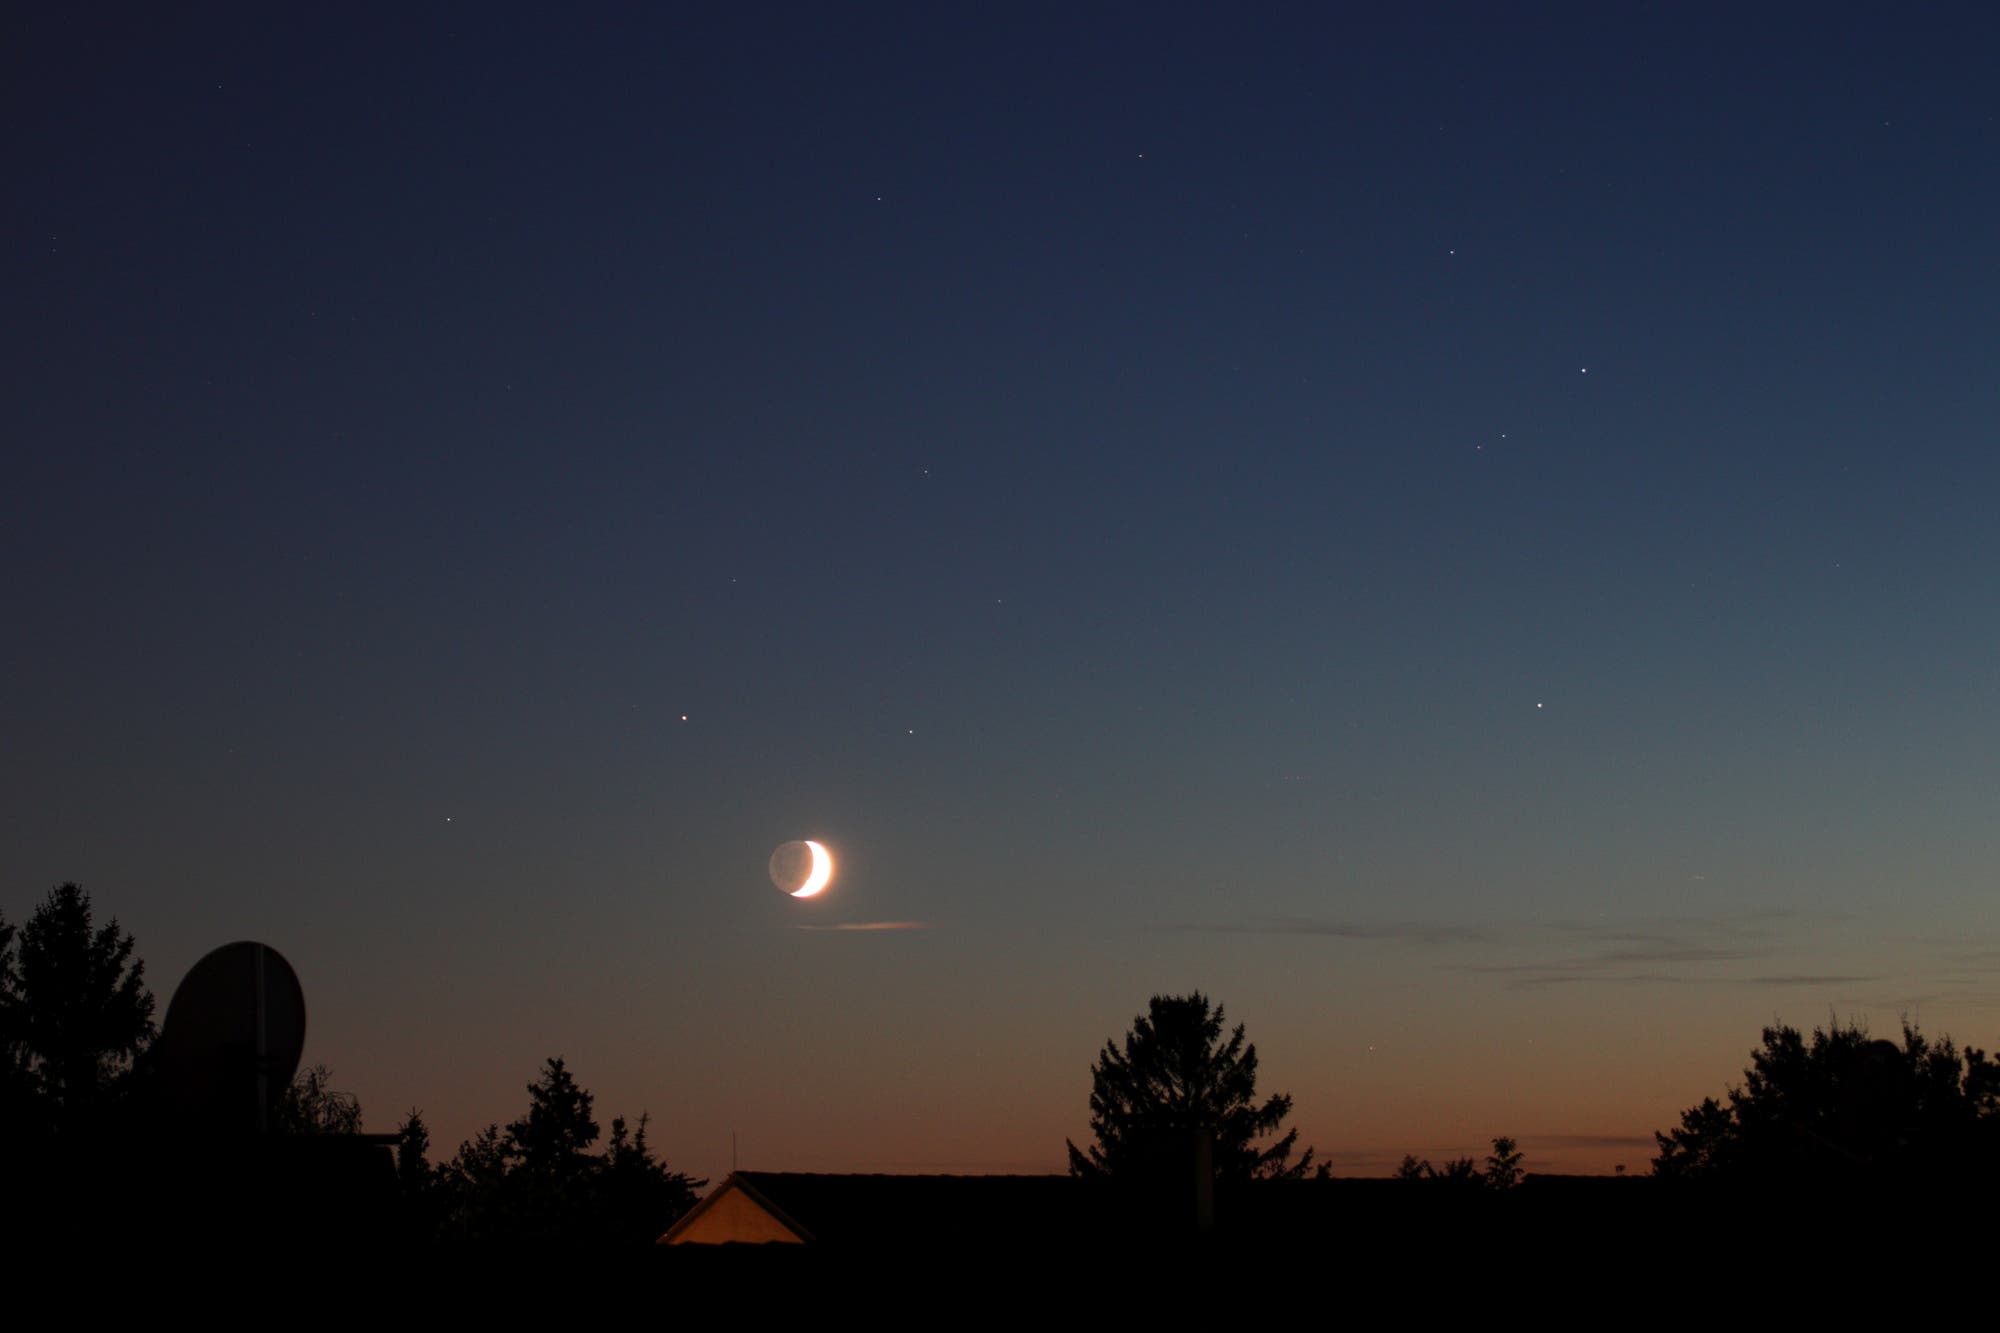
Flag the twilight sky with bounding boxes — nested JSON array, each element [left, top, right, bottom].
[[7, 4, 2000, 1179]]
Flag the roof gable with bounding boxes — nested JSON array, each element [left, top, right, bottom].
[[659, 1175, 813, 1245], [665, 1172, 1079, 1247]]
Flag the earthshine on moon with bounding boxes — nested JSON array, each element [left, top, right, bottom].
[[769, 839, 834, 898]]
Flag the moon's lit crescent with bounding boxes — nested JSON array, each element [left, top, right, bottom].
[[793, 840, 833, 898]]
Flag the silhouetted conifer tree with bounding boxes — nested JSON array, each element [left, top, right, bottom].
[[508, 1056, 598, 1170], [393, 1108, 446, 1242], [432, 1058, 701, 1245], [594, 1113, 703, 1247], [0, 910, 30, 1130], [1065, 992, 1327, 1181], [11, 883, 153, 1137], [437, 1122, 513, 1243], [396, 1108, 432, 1191]]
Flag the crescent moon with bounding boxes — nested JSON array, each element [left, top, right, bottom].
[[792, 840, 833, 898]]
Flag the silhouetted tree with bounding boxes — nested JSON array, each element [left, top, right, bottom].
[[508, 1056, 598, 1171], [431, 1057, 701, 1245], [593, 1113, 704, 1246], [393, 1108, 447, 1242], [1393, 1137, 1522, 1189], [437, 1122, 515, 1243], [1065, 992, 1327, 1181], [1435, 1156, 1481, 1184], [0, 910, 30, 1128], [1395, 1153, 1481, 1185], [1653, 1020, 2000, 1185], [492, 1057, 601, 1243], [396, 1108, 432, 1193], [273, 1063, 363, 1135], [1655, 1096, 1734, 1176], [1484, 1136, 1524, 1190], [11, 883, 154, 1135]]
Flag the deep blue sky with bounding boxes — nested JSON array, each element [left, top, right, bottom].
[[6, 4, 1999, 1176]]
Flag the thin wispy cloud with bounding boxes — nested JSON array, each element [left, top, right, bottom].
[[1168, 918, 1493, 945], [1494, 971, 1696, 988], [1521, 1133, 1658, 1151], [1549, 907, 1802, 934], [1488, 972, 1878, 990], [1169, 909, 1887, 993], [1453, 912, 1832, 989], [1594, 944, 1752, 965]]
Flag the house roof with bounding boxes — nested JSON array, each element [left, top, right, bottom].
[[660, 1169, 1661, 1249], [663, 1172, 1086, 1248]]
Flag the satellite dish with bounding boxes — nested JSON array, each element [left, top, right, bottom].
[[153, 941, 307, 1135]]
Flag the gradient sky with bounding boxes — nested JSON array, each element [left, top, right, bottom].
[[7, 4, 2000, 1180]]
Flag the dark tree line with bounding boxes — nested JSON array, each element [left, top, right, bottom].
[[1395, 1136, 1524, 1190], [395, 1057, 704, 1246], [16, 880, 2000, 1251], [0, 883, 701, 1246], [1062, 993, 2000, 1196], [1653, 1020, 2000, 1186], [1064, 993, 1532, 1191]]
